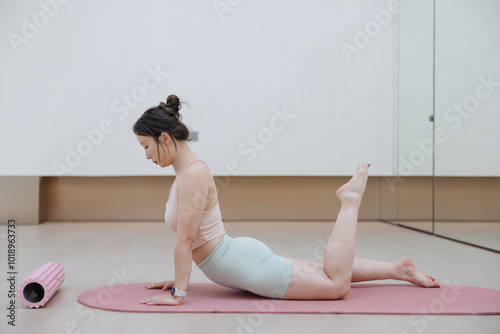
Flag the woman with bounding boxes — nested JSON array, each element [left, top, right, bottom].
[[136, 95, 440, 306]]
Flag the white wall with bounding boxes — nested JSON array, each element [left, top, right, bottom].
[[396, 0, 500, 177], [0, 0, 394, 176], [434, 0, 500, 177], [396, 0, 434, 177]]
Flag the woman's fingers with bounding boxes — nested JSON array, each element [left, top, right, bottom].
[[162, 281, 174, 290], [145, 281, 168, 289], [140, 293, 181, 306], [144, 280, 175, 290]]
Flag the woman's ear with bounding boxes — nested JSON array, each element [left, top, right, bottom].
[[160, 132, 171, 145]]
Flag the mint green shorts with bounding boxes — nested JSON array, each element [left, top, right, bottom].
[[197, 234, 293, 299]]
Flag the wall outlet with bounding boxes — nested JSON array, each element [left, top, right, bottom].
[[189, 131, 198, 141]]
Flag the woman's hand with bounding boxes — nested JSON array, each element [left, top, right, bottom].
[[144, 280, 174, 291], [140, 293, 183, 306]]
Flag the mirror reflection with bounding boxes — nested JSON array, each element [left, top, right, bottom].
[[390, 0, 500, 251], [433, 0, 500, 251]]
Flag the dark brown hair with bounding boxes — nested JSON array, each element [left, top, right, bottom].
[[133, 94, 190, 160]]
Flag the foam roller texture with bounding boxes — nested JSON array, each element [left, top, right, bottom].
[[18, 261, 65, 308]]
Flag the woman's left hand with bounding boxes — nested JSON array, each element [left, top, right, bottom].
[[140, 293, 183, 306]]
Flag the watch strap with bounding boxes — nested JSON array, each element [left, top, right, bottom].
[[171, 286, 187, 297]]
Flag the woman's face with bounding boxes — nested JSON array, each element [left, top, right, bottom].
[[136, 134, 171, 167]]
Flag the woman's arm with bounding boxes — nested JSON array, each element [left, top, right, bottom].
[[173, 164, 211, 297], [140, 164, 210, 306]]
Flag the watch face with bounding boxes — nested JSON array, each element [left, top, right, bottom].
[[171, 287, 176, 296]]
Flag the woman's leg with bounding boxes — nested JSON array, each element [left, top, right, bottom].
[[283, 256, 440, 299], [352, 257, 440, 287], [319, 164, 439, 287], [287, 258, 440, 284], [283, 163, 440, 300], [322, 163, 370, 287], [351, 258, 399, 282], [283, 163, 370, 300]]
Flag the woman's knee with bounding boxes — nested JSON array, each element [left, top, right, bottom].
[[328, 282, 351, 299], [309, 277, 350, 300]]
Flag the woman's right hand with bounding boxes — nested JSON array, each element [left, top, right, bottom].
[[144, 281, 174, 291]]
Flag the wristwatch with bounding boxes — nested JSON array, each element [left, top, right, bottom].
[[170, 286, 187, 298]]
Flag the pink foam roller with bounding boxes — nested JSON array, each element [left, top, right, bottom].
[[18, 261, 65, 308]]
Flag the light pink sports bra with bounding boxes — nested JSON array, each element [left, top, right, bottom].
[[164, 160, 226, 250]]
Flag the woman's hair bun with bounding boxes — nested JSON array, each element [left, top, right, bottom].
[[158, 94, 181, 119], [166, 94, 180, 111]]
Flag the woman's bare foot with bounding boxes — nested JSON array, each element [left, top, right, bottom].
[[396, 257, 440, 288], [335, 163, 371, 205]]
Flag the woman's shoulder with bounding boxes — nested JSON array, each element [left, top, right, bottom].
[[179, 161, 213, 185]]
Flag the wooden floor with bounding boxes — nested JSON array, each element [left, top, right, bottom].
[[5, 221, 500, 334]]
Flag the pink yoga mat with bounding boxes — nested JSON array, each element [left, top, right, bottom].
[[77, 283, 500, 315]]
